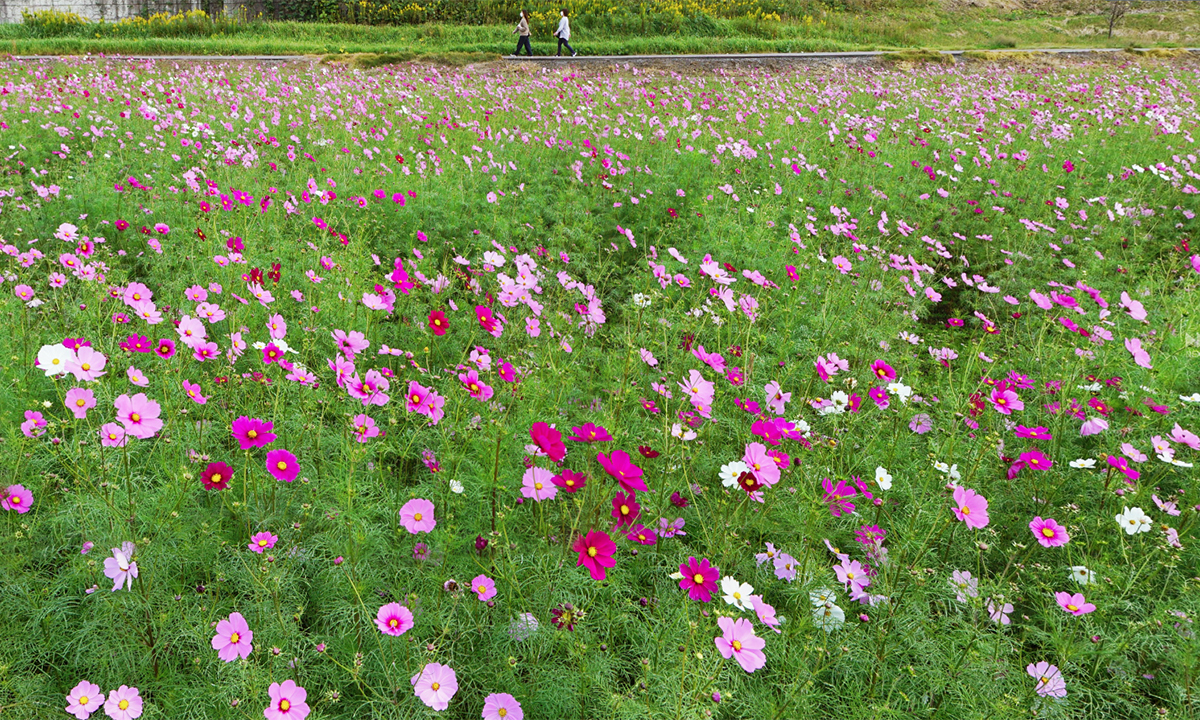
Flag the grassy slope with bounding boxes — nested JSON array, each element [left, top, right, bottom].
[[0, 3, 1197, 57]]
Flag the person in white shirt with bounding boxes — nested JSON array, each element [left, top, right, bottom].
[[554, 9, 577, 57]]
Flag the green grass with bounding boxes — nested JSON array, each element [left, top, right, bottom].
[[0, 1, 1197, 57]]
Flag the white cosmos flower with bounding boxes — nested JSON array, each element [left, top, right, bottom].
[[1069, 565, 1094, 585], [1179, 393, 1200, 404], [632, 293, 651, 308], [874, 466, 893, 491], [37, 343, 76, 377], [719, 461, 749, 488], [720, 576, 755, 612], [449, 479, 464, 494], [809, 588, 837, 607], [1069, 458, 1097, 469], [886, 382, 913, 403], [1115, 506, 1152, 535], [813, 602, 845, 632]]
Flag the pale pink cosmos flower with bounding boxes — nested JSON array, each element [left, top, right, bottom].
[[472, 574, 497, 602], [352, 414, 381, 443], [481, 693, 523, 720], [211, 611, 254, 662], [459, 369, 494, 402], [1056, 591, 1095, 616], [1124, 337, 1152, 369], [714, 616, 766, 673], [412, 662, 458, 711], [264, 679, 309, 720], [65, 680, 103, 719], [1170, 423, 1200, 450], [521, 467, 558, 502], [66, 346, 107, 382], [1029, 517, 1070, 547], [742, 442, 780, 487], [113, 393, 163, 439], [103, 542, 138, 591], [1027, 661, 1066, 697], [763, 380, 790, 415], [64, 387, 96, 419], [103, 685, 142, 720], [332, 329, 369, 359], [399, 498, 436, 533], [126, 366, 149, 387], [375, 603, 414, 636], [750, 595, 783, 633], [951, 487, 989, 529], [182, 380, 209, 405]]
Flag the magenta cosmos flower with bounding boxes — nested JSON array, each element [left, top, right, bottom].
[[529, 421, 566, 461], [869, 359, 896, 382], [65, 387, 97, 419], [412, 662, 458, 711], [596, 450, 647, 493], [551, 469, 586, 493], [568, 422, 613, 443], [248, 531, 278, 554], [211, 611, 254, 662], [611, 491, 640, 529], [1055, 591, 1095, 616], [988, 387, 1024, 415], [232, 416, 276, 449], [114, 393, 163, 439], [679, 557, 720, 602], [103, 685, 142, 720], [481, 693, 523, 720], [520, 467, 557, 501], [265, 679, 310, 720], [572, 530, 616, 581], [399, 498, 436, 533], [1027, 661, 1067, 697], [714, 616, 767, 673], [951, 486, 989, 529], [65, 680, 103, 720], [2, 484, 33, 514], [375, 603, 414, 636], [201, 461, 233, 491], [472, 574, 497, 602], [266, 449, 300, 482], [1030, 517, 1070, 547], [182, 379, 209, 405]]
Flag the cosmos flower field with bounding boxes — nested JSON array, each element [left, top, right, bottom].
[[1, 54, 1199, 719]]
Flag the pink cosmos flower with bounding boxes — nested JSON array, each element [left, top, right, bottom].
[[248, 531, 278, 553], [750, 595, 783, 633], [951, 486, 989, 529], [988, 387, 1023, 415], [573, 530, 616, 581], [521, 467, 557, 502], [625, 524, 657, 545], [472, 574, 497, 602], [211, 611, 254, 662], [399, 498, 436, 533], [870, 359, 896, 382], [412, 662, 458, 711], [265, 679, 310, 720], [481, 693, 523, 720], [65, 680, 104, 719], [679, 557, 719, 602], [182, 380, 209, 405], [66, 346, 107, 382], [458, 369, 493, 402], [1027, 661, 1067, 698], [231, 416, 276, 449], [332, 329, 369, 359], [103, 542, 138, 591], [352, 414, 380, 443], [2, 484, 33, 514], [610, 491, 640, 528], [597, 450, 647, 493], [530, 422, 567, 461], [103, 685, 143, 720], [1170, 423, 1200, 450], [763, 381, 791, 415], [375, 603, 414, 636], [1056, 591, 1095, 616], [1016, 425, 1053, 440], [266, 449, 300, 482], [1124, 337, 1152, 369], [714, 616, 767, 673], [98, 422, 128, 447], [821, 478, 856, 517], [405, 381, 431, 413], [1030, 517, 1069, 547], [569, 422, 613, 443], [126, 366, 149, 387], [743, 443, 780, 487], [114, 393, 163, 439]]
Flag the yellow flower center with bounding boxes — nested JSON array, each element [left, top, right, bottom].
[[130, 413, 140, 422], [81, 363, 91, 371], [76, 399, 86, 407], [733, 592, 741, 599], [276, 461, 288, 471], [389, 618, 399, 627], [732, 640, 742, 651], [247, 430, 257, 438], [1040, 677, 1050, 685], [258, 539, 267, 547], [411, 394, 421, 403], [846, 572, 855, 580], [693, 574, 704, 584], [478, 585, 487, 594], [534, 482, 543, 490], [499, 710, 507, 718], [414, 513, 423, 522], [1042, 528, 1055, 538], [961, 506, 970, 515], [431, 682, 440, 691], [566, 479, 575, 487], [79, 696, 89, 705], [211, 474, 222, 483], [280, 699, 290, 711], [119, 700, 129, 710], [638, 534, 646, 541], [470, 384, 479, 392], [587, 547, 597, 557], [1067, 604, 1078, 612], [620, 504, 629, 515], [230, 632, 239, 643], [52, 358, 61, 365]]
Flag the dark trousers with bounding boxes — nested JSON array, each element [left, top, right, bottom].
[[557, 37, 575, 55], [515, 35, 532, 56]]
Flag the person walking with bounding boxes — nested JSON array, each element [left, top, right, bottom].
[[512, 11, 532, 57], [554, 9, 576, 57]]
